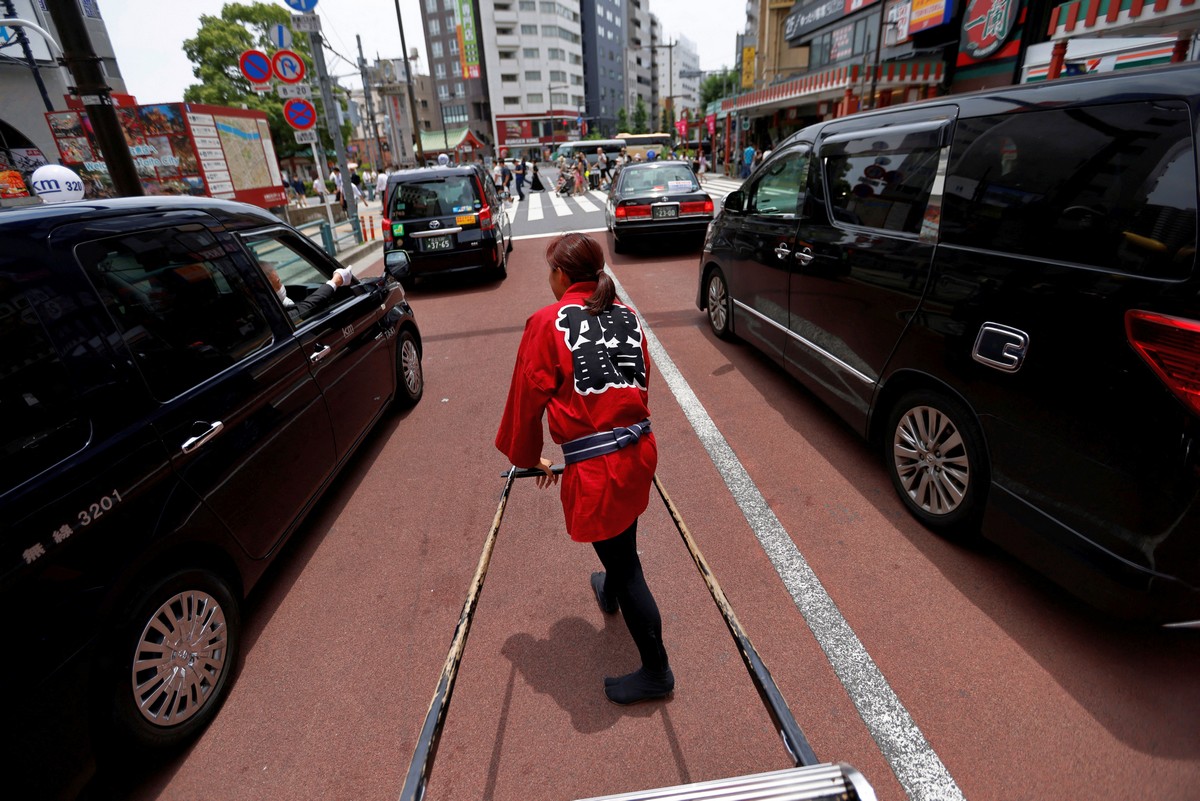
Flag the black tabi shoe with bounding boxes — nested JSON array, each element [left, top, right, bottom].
[[604, 667, 675, 705], [591, 572, 619, 614]]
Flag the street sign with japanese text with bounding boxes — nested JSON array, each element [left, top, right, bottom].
[[295, 129, 319, 144], [293, 13, 321, 32]]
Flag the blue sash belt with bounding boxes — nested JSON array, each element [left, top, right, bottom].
[[561, 419, 652, 465]]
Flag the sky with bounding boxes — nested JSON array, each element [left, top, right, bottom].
[[103, 0, 742, 105]]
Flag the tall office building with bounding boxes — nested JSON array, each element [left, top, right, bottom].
[[419, 0, 493, 156], [581, 0, 626, 137], [656, 35, 700, 124], [622, 0, 655, 129]]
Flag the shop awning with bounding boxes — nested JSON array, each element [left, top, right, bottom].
[[1049, 0, 1200, 39]]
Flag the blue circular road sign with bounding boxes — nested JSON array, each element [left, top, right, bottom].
[[284, 98, 317, 131], [283, 0, 319, 11], [239, 49, 272, 83]]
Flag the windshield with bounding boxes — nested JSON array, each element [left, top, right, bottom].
[[388, 175, 480, 220], [618, 165, 700, 195]]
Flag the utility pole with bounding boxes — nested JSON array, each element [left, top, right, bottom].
[[307, 27, 361, 243], [357, 34, 385, 171], [392, 0, 425, 165], [46, 0, 142, 195]]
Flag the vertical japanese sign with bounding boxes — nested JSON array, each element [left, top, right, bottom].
[[456, 0, 481, 79], [741, 46, 756, 89]]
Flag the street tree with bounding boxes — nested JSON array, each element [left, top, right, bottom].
[[182, 1, 351, 161], [616, 107, 629, 133], [700, 69, 738, 107], [632, 96, 648, 134]]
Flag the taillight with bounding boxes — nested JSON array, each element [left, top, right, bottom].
[[1126, 310, 1200, 416], [680, 199, 714, 214], [474, 178, 495, 230], [382, 217, 393, 245], [616, 203, 651, 219]]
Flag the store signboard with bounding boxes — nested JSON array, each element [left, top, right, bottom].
[[456, 0, 481, 79], [909, 0, 954, 34]]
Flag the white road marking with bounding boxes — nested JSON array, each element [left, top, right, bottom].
[[511, 227, 606, 242], [572, 194, 599, 213], [606, 269, 967, 801], [527, 192, 544, 222], [549, 191, 572, 217]]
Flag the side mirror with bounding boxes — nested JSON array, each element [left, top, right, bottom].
[[724, 189, 746, 213], [385, 250, 411, 281]]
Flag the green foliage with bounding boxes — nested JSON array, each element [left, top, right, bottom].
[[700, 69, 738, 107], [661, 106, 673, 134], [616, 107, 629, 133], [632, 96, 648, 135], [182, 1, 351, 160]]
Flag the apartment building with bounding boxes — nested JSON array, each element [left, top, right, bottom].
[[581, 0, 626, 137], [622, 0, 655, 129], [419, 0, 494, 156], [655, 35, 701, 125]]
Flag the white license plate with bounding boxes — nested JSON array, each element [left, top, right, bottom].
[[422, 235, 452, 251], [652, 205, 678, 219]]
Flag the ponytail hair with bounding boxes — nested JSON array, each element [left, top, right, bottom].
[[545, 233, 616, 315]]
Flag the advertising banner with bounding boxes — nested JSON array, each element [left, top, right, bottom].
[[45, 102, 285, 207], [456, 0, 481, 79], [741, 46, 756, 89], [909, 0, 954, 34]]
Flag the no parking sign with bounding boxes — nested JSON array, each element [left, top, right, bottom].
[[283, 98, 317, 131]]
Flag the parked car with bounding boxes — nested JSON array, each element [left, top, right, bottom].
[[604, 160, 714, 253], [382, 163, 512, 285], [697, 63, 1200, 623], [1, 196, 424, 799]]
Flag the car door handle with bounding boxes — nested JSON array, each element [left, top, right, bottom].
[[181, 421, 224, 454], [795, 246, 814, 266], [774, 243, 791, 260], [310, 344, 332, 364]]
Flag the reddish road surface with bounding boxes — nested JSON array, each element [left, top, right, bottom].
[[116, 234, 1199, 801]]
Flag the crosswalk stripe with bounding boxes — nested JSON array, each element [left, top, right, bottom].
[[573, 194, 599, 213], [526, 192, 544, 221], [549, 190, 571, 217]]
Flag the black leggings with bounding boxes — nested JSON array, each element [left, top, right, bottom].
[[592, 520, 668, 672]]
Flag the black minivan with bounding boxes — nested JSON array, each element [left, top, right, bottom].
[[698, 63, 1200, 623], [1, 197, 423, 798], [382, 163, 512, 284]]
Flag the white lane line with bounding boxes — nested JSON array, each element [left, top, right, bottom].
[[606, 270, 966, 801], [549, 191, 572, 217], [527, 192, 544, 222], [572, 194, 599, 213], [511, 227, 606, 242]]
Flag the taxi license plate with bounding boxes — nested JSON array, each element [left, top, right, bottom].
[[652, 205, 678, 219], [422, 235, 452, 251]]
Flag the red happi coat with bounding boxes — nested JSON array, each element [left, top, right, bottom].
[[496, 282, 657, 542]]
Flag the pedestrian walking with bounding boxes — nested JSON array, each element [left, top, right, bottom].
[[495, 232, 673, 706], [331, 167, 344, 204], [531, 163, 545, 192], [500, 159, 513, 200], [376, 167, 390, 207], [514, 158, 527, 200], [741, 144, 755, 179], [596, 147, 609, 184]]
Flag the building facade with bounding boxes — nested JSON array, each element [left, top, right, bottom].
[[581, 0, 627, 136], [419, 0, 494, 157]]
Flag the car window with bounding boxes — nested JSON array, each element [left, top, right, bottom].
[[77, 226, 273, 401], [940, 101, 1197, 279], [0, 278, 90, 494], [748, 149, 810, 218], [243, 233, 349, 326], [619, 165, 699, 195], [821, 128, 942, 234], [389, 175, 480, 219]]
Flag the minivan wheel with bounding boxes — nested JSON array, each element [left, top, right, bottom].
[[112, 569, 241, 750], [705, 268, 734, 340], [395, 329, 424, 408], [885, 390, 987, 537]]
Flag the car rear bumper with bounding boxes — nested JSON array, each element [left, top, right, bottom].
[[388, 238, 501, 277], [612, 216, 712, 239]]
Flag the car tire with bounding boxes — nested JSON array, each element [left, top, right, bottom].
[[394, 329, 424, 408], [884, 390, 988, 537], [611, 230, 627, 254], [111, 569, 241, 751], [704, 267, 735, 340]]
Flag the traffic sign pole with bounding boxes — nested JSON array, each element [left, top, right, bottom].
[[306, 27, 361, 244]]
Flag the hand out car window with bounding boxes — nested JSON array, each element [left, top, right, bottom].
[[0, 279, 90, 494], [244, 233, 351, 325], [77, 226, 272, 401]]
